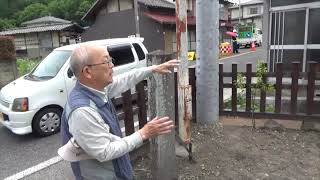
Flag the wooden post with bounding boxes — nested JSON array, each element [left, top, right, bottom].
[[219, 64, 224, 112], [176, 0, 192, 143], [260, 63, 267, 113], [306, 61, 316, 115], [275, 63, 283, 113], [290, 62, 300, 114], [147, 50, 176, 180], [136, 81, 147, 129], [246, 64, 252, 112], [189, 68, 196, 123], [122, 90, 134, 135], [232, 63, 238, 113]]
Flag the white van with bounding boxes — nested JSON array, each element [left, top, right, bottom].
[[0, 38, 148, 136], [238, 27, 263, 48]]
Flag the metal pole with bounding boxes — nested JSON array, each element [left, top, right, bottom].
[[134, 0, 140, 37], [176, 0, 191, 144], [196, 0, 219, 124]]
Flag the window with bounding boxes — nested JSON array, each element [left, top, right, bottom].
[[271, 0, 320, 7], [172, 30, 196, 51], [30, 50, 71, 79], [269, 49, 304, 72], [107, 44, 134, 66], [271, 10, 305, 45], [308, 8, 320, 44], [189, 30, 196, 51], [107, 0, 132, 13], [307, 49, 320, 71], [133, 43, 145, 61], [248, 7, 258, 15]]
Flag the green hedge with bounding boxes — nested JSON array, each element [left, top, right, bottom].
[[16, 58, 39, 76], [0, 36, 15, 60]]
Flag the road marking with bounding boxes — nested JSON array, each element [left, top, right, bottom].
[[189, 50, 257, 68], [220, 51, 255, 61], [4, 121, 141, 180], [4, 156, 62, 180]]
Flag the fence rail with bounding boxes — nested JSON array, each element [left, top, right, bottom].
[[116, 62, 320, 136], [216, 62, 320, 121]]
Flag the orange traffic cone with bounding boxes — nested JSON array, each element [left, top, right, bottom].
[[250, 42, 256, 52]]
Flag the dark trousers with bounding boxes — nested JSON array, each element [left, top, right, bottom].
[[233, 42, 239, 54]]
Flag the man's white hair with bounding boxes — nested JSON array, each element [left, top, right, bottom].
[[69, 46, 90, 77]]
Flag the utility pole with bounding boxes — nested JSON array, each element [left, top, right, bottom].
[[176, 0, 191, 143], [238, 0, 241, 28], [196, 0, 219, 124], [134, 0, 140, 37]]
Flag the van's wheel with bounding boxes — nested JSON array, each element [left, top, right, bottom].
[[32, 107, 62, 137]]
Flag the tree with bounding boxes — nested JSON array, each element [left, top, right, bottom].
[[0, 19, 16, 31], [47, 0, 66, 19], [14, 3, 49, 25], [0, 0, 95, 28]]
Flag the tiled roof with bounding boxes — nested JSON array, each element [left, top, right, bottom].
[[144, 12, 196, 25], [82, 0, 175, 21], [229, 0, 263, 9], [138, 0, 175, 9], [0, 24, 82, 35], [21, 16, 71, 27]]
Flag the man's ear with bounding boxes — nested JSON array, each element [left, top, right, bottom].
[[82, 67, 92, 79]]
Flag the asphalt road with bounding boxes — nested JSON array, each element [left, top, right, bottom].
[[0, 47, 264, 180], [219, 47, 265, 72], [0, 126, 72, 179]]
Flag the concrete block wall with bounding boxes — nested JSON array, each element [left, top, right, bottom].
[[0, 59, 17, 89]]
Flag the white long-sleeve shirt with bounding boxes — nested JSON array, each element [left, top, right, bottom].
[[69, 67, 153, 163]]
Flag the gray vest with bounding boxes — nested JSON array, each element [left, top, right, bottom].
[[61, 81, 133, 180]]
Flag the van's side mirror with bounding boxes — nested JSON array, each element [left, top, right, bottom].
[[67, 68, 74, 78]]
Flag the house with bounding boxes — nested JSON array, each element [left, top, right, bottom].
[[262, 0, 320, 72], [0, 16, 84, 58], [81, 0, 232, 53], [228, 0, 263, 30]]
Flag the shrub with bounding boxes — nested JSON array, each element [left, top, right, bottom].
[[0, 36, 15, 60], [16, 58, 39, 76]]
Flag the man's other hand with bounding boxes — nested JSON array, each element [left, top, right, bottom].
[[151, 59, 180, 74], [138, 116, 174, 140]]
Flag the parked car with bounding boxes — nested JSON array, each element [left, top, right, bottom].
[[0, 37, 148, 136]]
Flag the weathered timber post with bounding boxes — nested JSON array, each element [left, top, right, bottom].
[[147, 50, 176, 180], [176, 0, 192, 144]]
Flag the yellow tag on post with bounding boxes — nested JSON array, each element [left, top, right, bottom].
[[188, 51, 196, 61]]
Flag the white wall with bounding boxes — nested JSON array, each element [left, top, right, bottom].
[[243, 5, 263, 18]]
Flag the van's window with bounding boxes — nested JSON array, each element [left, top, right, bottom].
[[28, 50, 71, 80], [133, 43, 145, 60], [107, 44, 134, 66]]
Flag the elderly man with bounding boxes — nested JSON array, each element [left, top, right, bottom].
[[59, 45, 179, 180]]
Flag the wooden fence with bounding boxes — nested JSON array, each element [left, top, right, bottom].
[[115, 62, 320, 135], [216, 62, 320, 121], [112, 81, 148, 136]]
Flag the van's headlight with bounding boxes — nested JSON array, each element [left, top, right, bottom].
[[12, 98, 29, 112]]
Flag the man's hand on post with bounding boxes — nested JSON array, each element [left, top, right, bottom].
[[138, 117, 174, 140], [151, 59, 180, 74]]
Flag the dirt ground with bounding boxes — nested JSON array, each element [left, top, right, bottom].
[[133, 122, 320, 180]]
